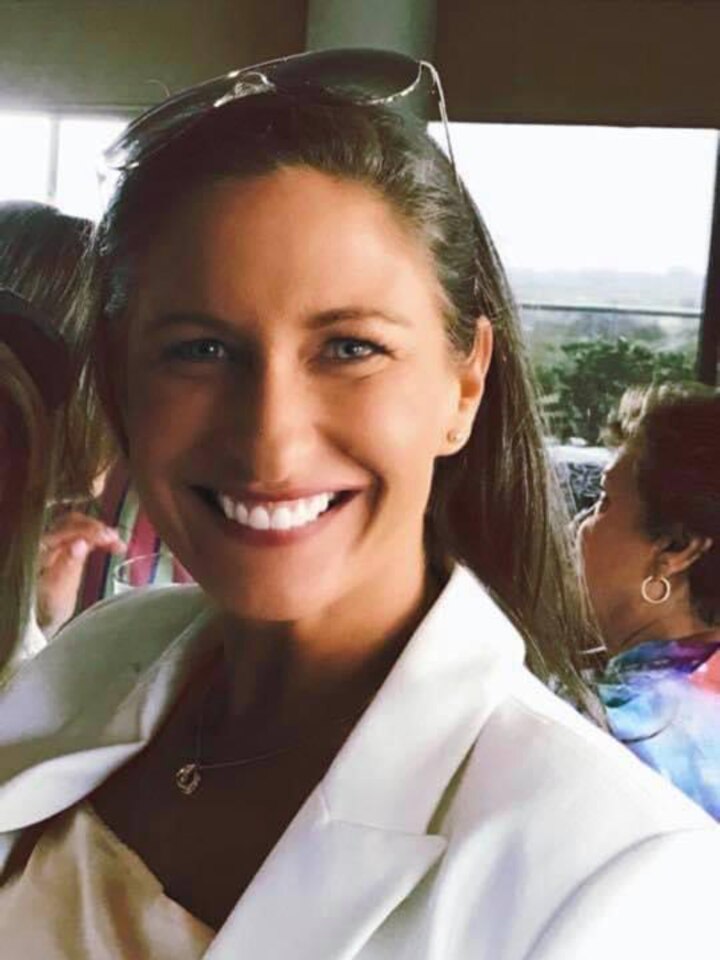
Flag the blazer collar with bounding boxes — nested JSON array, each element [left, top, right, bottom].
[[0, 588, 216, 830], [0, 568, 526, 957], [206, 567, 526, 957]]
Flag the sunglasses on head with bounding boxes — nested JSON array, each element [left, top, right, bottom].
[[103, 47, 457, 178]]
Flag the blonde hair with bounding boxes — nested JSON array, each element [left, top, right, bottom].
[[0, 201, 115, 502], [0, 345, 57, 666]]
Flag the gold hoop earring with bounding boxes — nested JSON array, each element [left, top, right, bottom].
[[641, 575, 671, 605]]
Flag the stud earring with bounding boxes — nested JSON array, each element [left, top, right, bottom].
[[447, 429, 466, 445]]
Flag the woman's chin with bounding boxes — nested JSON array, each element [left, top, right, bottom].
[[199, 573, 339, 625]]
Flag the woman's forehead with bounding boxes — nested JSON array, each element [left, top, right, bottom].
[[146, 167, 417, 248], [134, 169, 443, 318]]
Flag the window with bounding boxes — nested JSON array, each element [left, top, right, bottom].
[[0, 111, 128, 220], [2, 112, 716, 450], [55, 116, 128, 220], [431, 122, 719, 447], [0, 113, 53, 203]]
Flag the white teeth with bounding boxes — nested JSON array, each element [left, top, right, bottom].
[[270, 506, 292, 531], [313, 493, 330, 513], [248, 506, 271, 530], [216, 491, 339, 531]]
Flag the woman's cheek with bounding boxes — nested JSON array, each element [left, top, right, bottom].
[[127, 368, 209, 436], [337, 371, 449, 460]]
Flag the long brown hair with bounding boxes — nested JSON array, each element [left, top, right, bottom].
[[87, 91, 600, 706]]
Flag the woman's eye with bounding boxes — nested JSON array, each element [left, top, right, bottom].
[[323, 338, 386, 363], [166, 339, 228, 363]]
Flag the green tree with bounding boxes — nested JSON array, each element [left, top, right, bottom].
[[537, 337, 695, 443]]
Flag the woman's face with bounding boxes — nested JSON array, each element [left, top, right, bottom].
[[122, 167, 487, 621], [577, 449, 660, 645]]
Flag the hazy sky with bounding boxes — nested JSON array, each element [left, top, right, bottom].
[[432, 123, 718, 276]]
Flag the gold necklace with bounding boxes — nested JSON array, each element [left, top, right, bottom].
[[175, 681, 371, 796]]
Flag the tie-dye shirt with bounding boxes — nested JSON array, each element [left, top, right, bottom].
[[597, 633, 720, 820]]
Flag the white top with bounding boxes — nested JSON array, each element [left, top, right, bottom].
[[0, 803, 213, 958], [0, 566, 718, 959]]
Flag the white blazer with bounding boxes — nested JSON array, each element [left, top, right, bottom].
[[0, 566, 718, 959]]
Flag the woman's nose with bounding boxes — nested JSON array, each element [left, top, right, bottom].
[[235, 358, 318, 481]]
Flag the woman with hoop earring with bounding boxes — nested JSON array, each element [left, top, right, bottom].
[[578, 386, 720, 817]]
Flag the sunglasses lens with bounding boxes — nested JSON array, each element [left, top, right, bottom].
[[104, 49, 424, 171], [270, 48, 420, 100]]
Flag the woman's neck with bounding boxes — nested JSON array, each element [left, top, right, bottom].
[[211, 557, 445, 738], [615, 608, 714, 654]]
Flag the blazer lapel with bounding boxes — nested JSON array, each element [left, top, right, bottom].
[[0, 568, 525, 956], [205, 788, 445, 960], [0, 588, 214, 833], [206, 568, 525, 959]]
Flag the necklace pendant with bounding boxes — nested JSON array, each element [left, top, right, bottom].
[[175, 762, 201, 796]]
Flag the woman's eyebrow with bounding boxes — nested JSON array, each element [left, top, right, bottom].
[[148, 311, 235, 334], [149, 308, 411, 333], [307, 307, 411, 330]]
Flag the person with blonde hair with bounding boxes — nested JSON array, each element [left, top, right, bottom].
[[0, 201, 105, 498], [0, 202, 123, 654], [0, 52, 718, 958], [0, 292, 71, 668]]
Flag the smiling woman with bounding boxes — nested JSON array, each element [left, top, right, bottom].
[[115, 167, 489, 625], [0, 54, 718, 959]]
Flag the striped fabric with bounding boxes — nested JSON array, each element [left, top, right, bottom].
[[78, 463, 193, 612]]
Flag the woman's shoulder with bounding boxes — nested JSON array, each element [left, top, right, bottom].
[[0, 586, 212, 732], [436, 566, 711, 828], [523, 827, 720, 960], [429, 665, 720, 957], [66, 582, 209, 630], [444, 569, 706, 819], [452, 661, 715, 847], [40, 584, 209, 675]]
